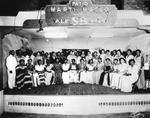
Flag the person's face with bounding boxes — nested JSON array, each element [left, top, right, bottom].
[[65, 60, 68, 63], [12, 51, 15, 56], [57, 53, 61, 56], [80, 59, 84, 63], [113, 60, 118, 65], [20, 60, 25, 65], [117, 51, 121, 56], [130, 61, 135, 66], [127, 51, 131, 55], [88, 52, 91, 55], [101, 50, 105, 54], [53, 53, 56, 56], [37, 53, 40, 56], [136, 51, 140, 56], [120, 59, 125, 64], [56, 59, 59, 63], [113, 51, 116, 55], [81, 51, 85, 54], [90, 60, 93, 64], [94, 52, 97, 56], [106, 51, 110, 55], [38, 60, 42, 65]]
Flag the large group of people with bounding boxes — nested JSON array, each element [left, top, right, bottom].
[[6, 47, 144, 92]]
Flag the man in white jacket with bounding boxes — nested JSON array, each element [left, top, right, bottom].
[[6, 50, 17, 89]]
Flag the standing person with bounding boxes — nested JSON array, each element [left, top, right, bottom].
[[85, 51, 92, 63], [53, 58, 63, 85], [134, 49, 144, 70], [67, 51, 76, 64], [16, 49, 25, 65], [119, 59, 139, 92], [135, 49, 145, 89], [126, 49, 134, 65], [116, 50, 124, 61], [100, 49, 106, 63], [33, 52, 43, 65], [81, 51, 86, 59], [25, 50, 34, 65], [62, 59, 70, 84], [6, 50, 17, 89]]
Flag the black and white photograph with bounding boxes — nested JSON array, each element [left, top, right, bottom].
[[1, 0, 150, 118]]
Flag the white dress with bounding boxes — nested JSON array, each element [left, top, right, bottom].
[[119, 65, 139, 92], [45, 64, 54, 85], [62, 63, 70, 84], [111, 63, 128, 89], [86, 64, 94, 84]]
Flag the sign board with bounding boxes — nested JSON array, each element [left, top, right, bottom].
[[45, 0, 117, 26]]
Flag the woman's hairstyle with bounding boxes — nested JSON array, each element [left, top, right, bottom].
[[127, 49, 132, 53], [88, 59, 93, 64], [129, 59, 135, 65], [136, 49, 141, 53], [119, 58, 126, 64]]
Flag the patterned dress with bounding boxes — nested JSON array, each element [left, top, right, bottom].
[[16, 65, 32, 90]]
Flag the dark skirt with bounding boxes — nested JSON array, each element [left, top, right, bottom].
[[55, 71, 63, 85]]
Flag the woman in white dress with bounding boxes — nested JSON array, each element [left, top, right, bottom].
[[111, 58, 128, 89], [86, 59, 95, 84], [100, 49, 106, 63], [119, 59, 139, 92], [126, 49, 134, 65], [134, 49, 145, 89], [110, 59, 119, 87], [95, 58, 104, 85], [78, 59, 87, 83], [62, 59, 70, 84]]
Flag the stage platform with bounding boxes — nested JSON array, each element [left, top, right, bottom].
[[4, 83, 150, 95], [4, 84, 125, 95], [3, 84, 150, 115]]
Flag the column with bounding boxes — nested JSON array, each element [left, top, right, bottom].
[[0, 31, 3, 115]]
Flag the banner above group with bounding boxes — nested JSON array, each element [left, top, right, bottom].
[[45, 0, 117, 26]]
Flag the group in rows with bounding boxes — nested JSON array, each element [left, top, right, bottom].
[[6, 48, 144, 92]]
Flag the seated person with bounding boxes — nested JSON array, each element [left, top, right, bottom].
[[45, 61, 55, 85], [119, 59, 139, 92], [26, 59, 35, 86], [16, 59, 32, 90], [69, 59, 79, 83], [111, 58, 128, 89], [62, 59, 70, 84], [33, 59, 46, 86], [100, 58, 113, 86]]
